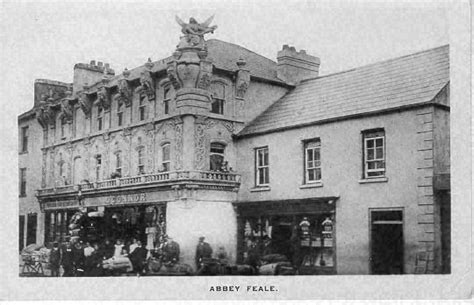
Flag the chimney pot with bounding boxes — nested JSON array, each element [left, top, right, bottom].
[[90, 60, 96, 66], [105, 63, 110, 69], [282, 44, 289, 50]]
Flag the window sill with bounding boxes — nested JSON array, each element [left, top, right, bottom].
[[19, 151, 28, 155], [359, 177, 388, 184], [250, 186, 271, 192], [300, 182, 323, 189]]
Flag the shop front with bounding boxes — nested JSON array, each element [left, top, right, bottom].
[[234, 197, 338, 275]]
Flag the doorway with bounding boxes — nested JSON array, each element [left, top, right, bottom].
[[370, 209, 404, 274], [26, 213, 37, 246]]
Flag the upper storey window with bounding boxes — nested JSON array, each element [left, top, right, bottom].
[[304, 139, 322, 183], [20, 126, 28, 153], [138, 148, 145, 174], [139, 95, 146, 121], [363, 129, 385, 178], [97, 106, 104, 131], [210, 82, 225, 115], [255, 147, 269, 186], [117, 102, 124, 127], [163, 86, 171, 115], [162, 143, 171, 172], [19, 168, 26, 197], [210, 142, 226, 171], [115, 152, 122, 176]]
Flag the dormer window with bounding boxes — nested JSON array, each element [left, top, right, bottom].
[[210, 82, 225, 115]]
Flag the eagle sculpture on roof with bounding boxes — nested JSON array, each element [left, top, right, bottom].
[[175, 15, 217, 36]]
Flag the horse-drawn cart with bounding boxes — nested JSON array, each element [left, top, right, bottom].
[[20, 244, 49, 276]]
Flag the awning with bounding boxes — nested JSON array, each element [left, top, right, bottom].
[[233, 197, 339, 217]]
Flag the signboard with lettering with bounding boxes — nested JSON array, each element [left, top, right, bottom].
[[83, 191, 168, 207], [43, 200, 79, 210]]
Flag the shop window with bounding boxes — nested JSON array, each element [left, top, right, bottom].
[[95, 154, 102, 181], [20, 126, 28, 153], [255, 147, 269, 186], [304, 139, 321, 183], [139, 95, 146, 121], [162, 143, 170, 172], [210, 142, 225, 171], [138, 148, 145, 174], [163, 86, 171, 115], [363, 129, 385, 178], [97, 106, 103, 131], [210, 82, 225, 115], [19, 168, 26, 197], [117, 102, 124, 127]]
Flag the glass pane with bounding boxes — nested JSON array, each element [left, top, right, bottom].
[[308, 169, 315, 181], [162, 144, 170, 161], [307, 149, 313, 162], [375, 161, 385, 169], [366, 139, 374, 148], [210, 143, 225, 153], [376, 138, 384, 147], [314, 149, 320, 161], [376, 147, 384, 159], [210, 154, 224, 171], [315, 168, 322, 180], [308, 160, 314, 168], [368, 161, 375, 169], [264, 167, 269, 184], [264, 149, 269, 165], [314, 160, 321, 167], [368, 171, 384, 177], [258, 168, 265, 184], [367, 148, 374, 160]]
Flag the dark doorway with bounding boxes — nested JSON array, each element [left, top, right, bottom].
[[370, 210, 404, 274], [440, 191, 451, 274], [19, 215, 25, 251], [26, 213, 37, 246]]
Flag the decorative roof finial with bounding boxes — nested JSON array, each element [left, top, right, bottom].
[[145, 58, 154, 70], [175, 15, 217, 36], [122, 68, 130, 78]]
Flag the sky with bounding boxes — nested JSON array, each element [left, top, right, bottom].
[[1, 0, 449, 115]]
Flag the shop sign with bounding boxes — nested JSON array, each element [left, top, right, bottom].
[[103, 193, 147, 206], [43, 200, 78, 210]]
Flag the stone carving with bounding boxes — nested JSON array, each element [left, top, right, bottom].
[[197, 60, 213, 90], [166, 62, 181, 90], [136, 59, 155, 101], [36, 99, 57, 129], [235, 58, 250, 99], [123, 127, 132, 137], [194, 121, 207, 170], [146, 129, 155, 173], [115, 78, 132, 107], [103, 131, 110, 141], [96, 86, 111, 110], [175, 15, 217, 36], [59, 92, 74, 122], [205, 118, 235, 133], [173, 117, 184, 170], [41, 150, 47, 188], [78, 91, 92, 118]]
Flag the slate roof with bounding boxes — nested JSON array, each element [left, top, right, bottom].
[[89, 39, 283, 90], [238, 45, 449, 137]]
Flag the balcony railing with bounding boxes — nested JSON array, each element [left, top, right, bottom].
[[36, 170, 240, 196]]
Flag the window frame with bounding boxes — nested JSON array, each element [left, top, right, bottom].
[[163, 86, 171, 115], [60, 117, 67, 139], [95, 154, 102, 181], [255, 146, 269, 186], [20, 126, 28, 153], [115, 151, 122, 176], [362, 129, 386, 179], [304, 138, 322, 184], [117, 102, 124, 127], [210, 82, 225, 115], [97, 106, 103, 131], [139, 95, 146, 121], [137, 148, 145, 174], [19, 167, 27, 197], [210, 142, 226, 171], [161, 143, 171, 172]]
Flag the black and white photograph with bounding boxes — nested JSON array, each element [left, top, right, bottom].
[[1, 0, 471, 300]]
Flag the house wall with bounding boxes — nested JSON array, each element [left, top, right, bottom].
[[235, 106, 440, 274], [18, 116, 44, 246]]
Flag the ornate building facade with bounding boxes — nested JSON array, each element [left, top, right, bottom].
[[18, 17, 450, 274]]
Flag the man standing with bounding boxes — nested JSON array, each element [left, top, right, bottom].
[[61, 242, 74, 277], [49, 242, 61, 277], [162, 236, 180, 264], [129, 240, 148, 276], [195, 236, 213, 270]]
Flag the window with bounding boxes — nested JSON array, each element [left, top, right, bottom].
[[97, 106, 103, 131], [60, 118, 66, 138], [138, 148, 145, 174], [20, 126, 28, 153], [210, 142, 225, 171], [95, 154, 102, 181], [255, 147, 269, 186], [363, 129, 385, 178], [139, 96, 146, 121], [19, 168, 26, 197], [163, 86, 171, 115], [210, 82, 225, 115], [117, 102, 123, 127], [116, 152, 122, 176], [162, 143, 170, 172], [305, 139, 321, 183]]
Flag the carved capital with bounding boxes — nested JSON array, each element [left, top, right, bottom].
[[96, 86, 111, 110], [166, 61, 181, 90], [78, 91, 92, 117], [115, 79, 132, 107], [137, 70, 155, 101]]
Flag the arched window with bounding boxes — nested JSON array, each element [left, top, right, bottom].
[[95, 154, 102, 181], [210, 142, 225, 171], [161, 143, 170, 172], [210, 82, 225, 115], [115, 152, 122, 176], [60, 117, 67, 138]]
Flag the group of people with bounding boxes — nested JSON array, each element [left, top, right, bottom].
[[48, 237, 148, 277]]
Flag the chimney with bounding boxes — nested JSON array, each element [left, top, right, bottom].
[[72, 60, 115, 94], [277, 45, 320, 85]]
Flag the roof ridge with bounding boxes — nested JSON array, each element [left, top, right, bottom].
[[301, 44, 449, 84], [207, 39, 277, 64]]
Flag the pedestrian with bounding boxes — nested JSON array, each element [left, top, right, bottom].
[[195, 236, 213, 270], [88, 243, 103, 277], [113, 239, 125, 258], [129, 240, 148, 276], [49, 242, 61, 277], [61, 242, 74, 277], [72, 241, 85, 276], [83, 242, 96, 276], [83, 242, 94, 257], [162, 236, 180, 264], [128, 238, 139, 255], [102, 239, 115, 260]]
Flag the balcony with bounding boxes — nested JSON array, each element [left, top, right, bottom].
[[36, 170, 241, 197]]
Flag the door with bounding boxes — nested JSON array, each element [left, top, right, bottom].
[[370, 210, 403, 274], [26, 213, 37, 246], [19, 215, 25, 251]]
